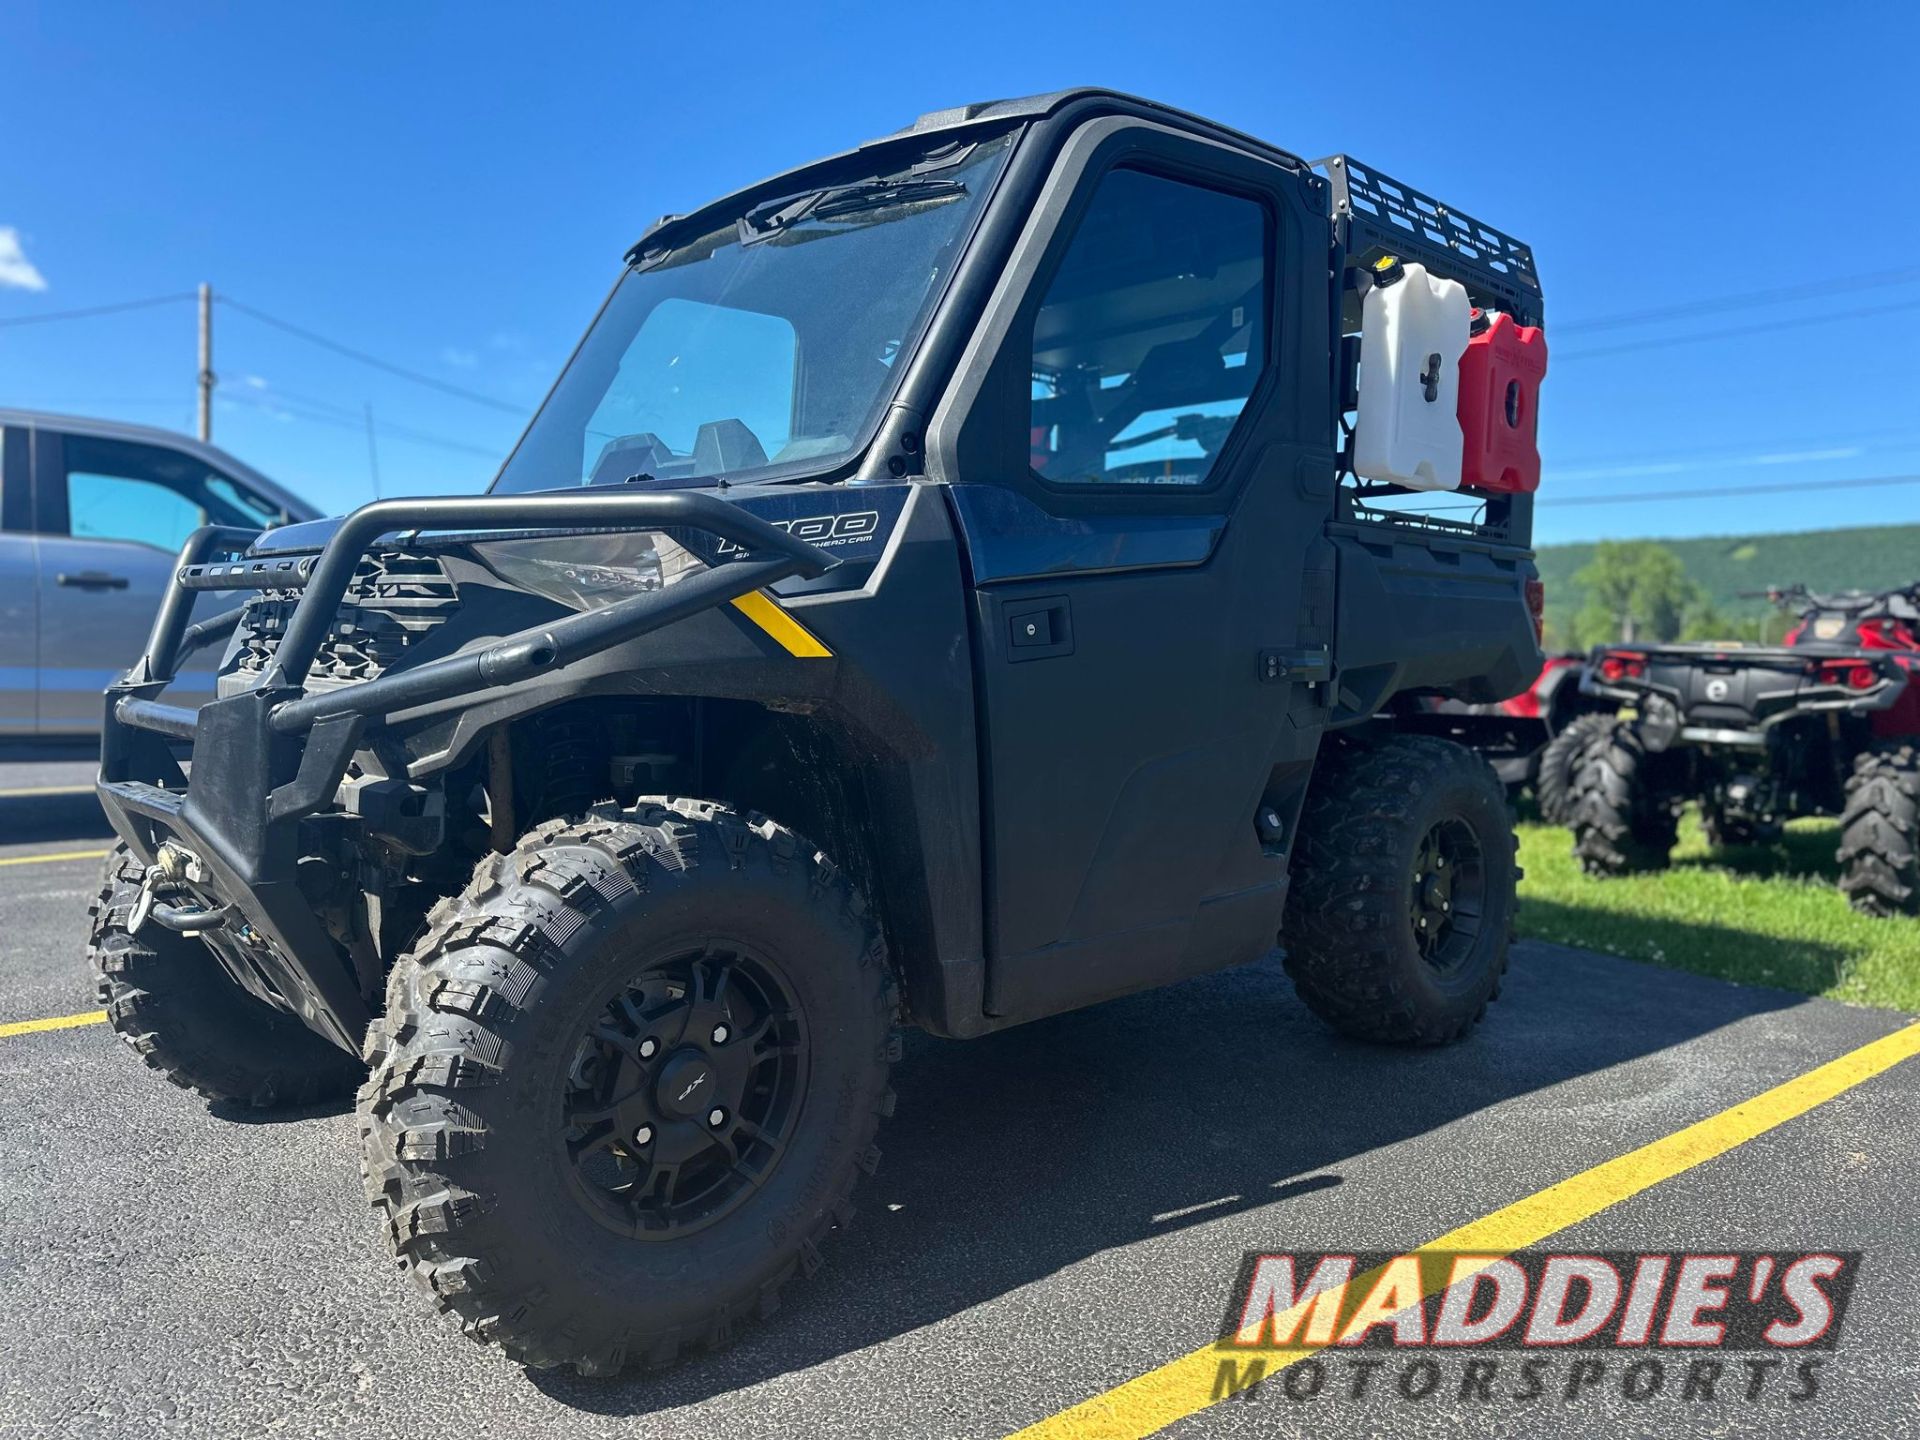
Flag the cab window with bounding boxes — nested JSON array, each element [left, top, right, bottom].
[[1028, 167, 1269, 488]]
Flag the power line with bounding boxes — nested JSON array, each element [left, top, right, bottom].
[[1549, 421, 1920, 473], [1541, 472, 1920, 508], [219, 387, 500, 459], [0, 292, 196, 328], [217, 295, 525, 414], [231, 381, 369, 422], [1554, 264, 1920, 336], [7, 396, 186, 407], [1555, 297, 1920, 362]]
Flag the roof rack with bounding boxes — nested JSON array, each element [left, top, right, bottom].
[[1318, 155, 1543, 327]]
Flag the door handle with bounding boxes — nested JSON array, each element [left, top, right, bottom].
[[1005, 596, 1073, 661], [57, 570, 130, 590]]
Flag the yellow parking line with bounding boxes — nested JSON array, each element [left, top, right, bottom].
[[0, 848, 110, 868], [0, 785, 95, 798], [1008, 1021, 1920, 1440], [0, 1010, 107, 1040]]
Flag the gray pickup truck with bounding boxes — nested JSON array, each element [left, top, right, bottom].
[[0, 409, 313, 736]]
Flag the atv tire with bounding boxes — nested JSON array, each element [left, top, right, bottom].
[[1535, 712, 1612, 826], [87, 844, 363, 1108], [1838, 743, 1920, 917], [359, 799, 897, 1374], [1282, 735, 1515, 1045], [1570, 722, 1680, 876]]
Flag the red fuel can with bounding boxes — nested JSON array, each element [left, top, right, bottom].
[[1457, 311, 1547, 493]]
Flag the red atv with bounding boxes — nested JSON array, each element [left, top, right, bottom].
[[1409, 653, 1614, 823], [1570, 583, 1920, 916]]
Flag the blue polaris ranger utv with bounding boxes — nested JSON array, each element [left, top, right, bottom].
[[88, 90, 1546, 1372]]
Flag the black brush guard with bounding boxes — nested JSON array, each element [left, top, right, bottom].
[[96, 491, 834, 1052]]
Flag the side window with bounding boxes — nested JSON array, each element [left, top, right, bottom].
[[55, 435, 274, 552], [1029, 168, 1269, 488], [66, 471, 205, 552], [0, 426, 24, 531]]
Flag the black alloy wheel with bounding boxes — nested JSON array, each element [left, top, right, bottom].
[[563, 944, 808, 1238]]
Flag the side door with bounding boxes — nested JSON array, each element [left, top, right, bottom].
[[28, 430, 256, 731], [928, 119, 1338, 1023], [0, 425, 37, 734]]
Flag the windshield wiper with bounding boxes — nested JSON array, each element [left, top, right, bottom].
[[811, 177, 967, 218], [740, 178, 967, 242]]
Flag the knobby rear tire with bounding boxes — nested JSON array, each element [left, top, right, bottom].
[[1282, 734, 1516, 1046], [1838, 743, 1920, 917], [1535, 712, 1611, 826], [1569, 722, 1680, 876]]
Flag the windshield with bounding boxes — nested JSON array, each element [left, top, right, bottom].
[[492, 133, 1013, 494]]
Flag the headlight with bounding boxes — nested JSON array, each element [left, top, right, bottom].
[[468, 531, 707, 611]]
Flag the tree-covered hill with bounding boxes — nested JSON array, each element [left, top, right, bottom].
[[1536, 524, 1920, 649]]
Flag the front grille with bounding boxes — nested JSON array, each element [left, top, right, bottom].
[[234, 552, 460, 685]]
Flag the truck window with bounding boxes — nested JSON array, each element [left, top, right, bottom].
[[68, 469, 205, 552], [1029, 167, 1268, 488], [55, 434, 278, 551]]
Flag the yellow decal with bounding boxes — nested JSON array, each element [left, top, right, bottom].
[[731, 590, 832, 658]]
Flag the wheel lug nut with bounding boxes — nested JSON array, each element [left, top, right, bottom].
[[633, 1124, 653, 1146], [711, 1024, 730, 1045], [707, 1108, 727, 1129], [639, 1038, 658, 1059]]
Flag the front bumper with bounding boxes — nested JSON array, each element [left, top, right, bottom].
[[97, 491, 832, 1054]]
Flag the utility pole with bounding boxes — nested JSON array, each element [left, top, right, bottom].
[[196, 282, 214, 442], [364, 402, 382, 498]]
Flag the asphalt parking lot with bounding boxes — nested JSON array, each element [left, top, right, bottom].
[[0, 751, 1915, 1439]]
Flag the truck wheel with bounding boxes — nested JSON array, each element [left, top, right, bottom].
[[1281, 735, 1515, 1045], [358, 799, 897, 1374], [86, 844, 363, 1108], [1838, 743, 1920, 917], [1535, 712, 1611, 826], [1569, 722, 1679, 876]]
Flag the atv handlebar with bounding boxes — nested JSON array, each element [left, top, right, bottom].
[[1737, 582, 1920, 614]]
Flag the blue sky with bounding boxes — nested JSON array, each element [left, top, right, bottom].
[[2, 2, 1916, 546]]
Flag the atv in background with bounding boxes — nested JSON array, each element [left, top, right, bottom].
[[1405, 653, 1612, 823], [1570, 581, 1920, 915]]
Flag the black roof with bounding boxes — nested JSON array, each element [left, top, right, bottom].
[[628, 89, 1307, 262]]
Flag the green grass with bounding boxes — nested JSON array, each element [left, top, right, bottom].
[[1515, 812, 1920, 1012]]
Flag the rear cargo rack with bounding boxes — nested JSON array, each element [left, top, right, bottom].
[[1343, 493, 1493, 542], [1318, 155, 1543, 327]]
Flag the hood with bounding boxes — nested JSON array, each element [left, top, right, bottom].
[[250, 514, 347, 554], [248, 474, 736, 556]]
